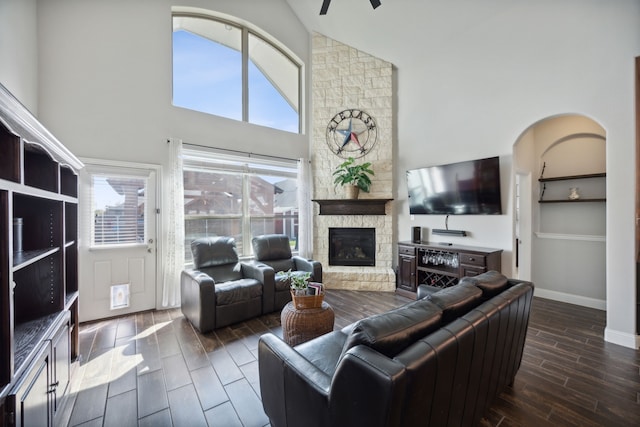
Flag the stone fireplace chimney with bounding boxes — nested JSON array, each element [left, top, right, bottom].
[[311, 33, 395, 292]]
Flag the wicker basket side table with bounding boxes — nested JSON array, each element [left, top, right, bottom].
[[281, 301, 335, 346]]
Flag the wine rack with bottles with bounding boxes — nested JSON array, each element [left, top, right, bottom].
[[396, 241, 503, 298]]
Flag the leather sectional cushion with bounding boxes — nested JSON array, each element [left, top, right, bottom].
[[268, 260, 297, 274], [252, 234, 292, 261], [214, 278, 262, 305], [199, 264, 244, 284], [427, 282, 483, 323], [340, 299, 443, 359], [460, 270, 509, 298], [295, 330, 350, 377], [191, 236, 239, 268]]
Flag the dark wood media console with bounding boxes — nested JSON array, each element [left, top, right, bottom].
[[397, 241, 502, 298]]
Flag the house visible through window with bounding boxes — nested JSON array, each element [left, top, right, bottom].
[[91, 175, 147, 246], [172, 13, 302, 133], [182, 149, 299, 263]]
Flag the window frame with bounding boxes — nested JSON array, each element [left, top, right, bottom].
[[172, 11, 303, 133]]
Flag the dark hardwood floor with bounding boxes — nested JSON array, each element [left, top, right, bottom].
[[61, 292, 640, 427]]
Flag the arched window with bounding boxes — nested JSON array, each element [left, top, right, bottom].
[[172, 12, 302, 133]]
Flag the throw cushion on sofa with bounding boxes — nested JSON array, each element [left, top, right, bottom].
[[459, 270, 509, 298], [427, 282, 483, 323], [339, 299, 443, 360]]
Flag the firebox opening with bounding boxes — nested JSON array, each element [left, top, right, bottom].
[[329, 227, 375, 267]]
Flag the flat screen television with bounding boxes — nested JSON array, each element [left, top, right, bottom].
[[407, 156, 502, 215]]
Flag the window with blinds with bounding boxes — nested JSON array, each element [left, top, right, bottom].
[[182, 149, 299, 260], [91, 175, 147, 246]]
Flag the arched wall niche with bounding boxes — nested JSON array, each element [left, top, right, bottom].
[[540, 132, 606, 179], [513, 113, 607, 311]]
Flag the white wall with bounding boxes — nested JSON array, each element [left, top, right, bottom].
[[0, 0, 38, 113], [288, 0, 640, 347], [35, 0, 311, 166]]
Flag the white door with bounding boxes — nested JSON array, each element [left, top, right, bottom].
[[78, 161, 159, 322]]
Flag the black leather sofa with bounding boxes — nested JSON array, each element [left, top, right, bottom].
[[181, 237, 273, 333], [258, 271, 534, 427]]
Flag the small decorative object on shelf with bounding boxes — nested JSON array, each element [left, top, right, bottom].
[[569, 187, 580, 200], [332, 157, 374, 199], [13, 217, 23, 253]]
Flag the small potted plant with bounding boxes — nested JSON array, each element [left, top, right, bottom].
[[279, 269, 324, 309], [286, 270, 312, 295], [332, 157, 375, 199]]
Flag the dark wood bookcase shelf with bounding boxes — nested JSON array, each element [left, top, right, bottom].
[[538, 172, 606, 203], [0, 82, 83, 426], [538, 172, 606, 182]]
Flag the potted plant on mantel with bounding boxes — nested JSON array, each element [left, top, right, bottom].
[[279, 269, 324, 309], [332, 157, 375, 199]]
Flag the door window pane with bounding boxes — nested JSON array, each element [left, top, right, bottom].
[[92, 176, 146, 245]]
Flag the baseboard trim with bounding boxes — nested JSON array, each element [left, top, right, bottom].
[[604, 327, 640, 350], [534, 288, 606, 310]]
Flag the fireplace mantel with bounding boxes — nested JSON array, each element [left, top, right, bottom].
[[312, 199, 393, 215]]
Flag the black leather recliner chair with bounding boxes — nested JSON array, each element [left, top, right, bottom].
[[181, 236, 273, 333], [250, 234, 322, 312]]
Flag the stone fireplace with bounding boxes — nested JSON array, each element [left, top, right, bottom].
[[329, 228, 376, 267], [311, 33, 395, 292]]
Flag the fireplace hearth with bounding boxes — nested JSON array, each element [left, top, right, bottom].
[[329, 228, 375, 266]]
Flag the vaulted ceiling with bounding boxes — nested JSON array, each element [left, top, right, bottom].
[[285, 0, 515, 67]]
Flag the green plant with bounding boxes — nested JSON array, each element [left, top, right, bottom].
[[332, 157, 375, 193], [279, 269, 311, 291]]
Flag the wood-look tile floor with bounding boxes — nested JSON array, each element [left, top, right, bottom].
[[61, 292, 640, 427]]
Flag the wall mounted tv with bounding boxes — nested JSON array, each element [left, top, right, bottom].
[[407, 156, 503, 215]]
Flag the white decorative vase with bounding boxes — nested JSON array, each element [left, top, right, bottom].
[[569, 187, 580, 200]]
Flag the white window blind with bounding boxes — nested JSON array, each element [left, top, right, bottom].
[[91, 175, 147, 246]]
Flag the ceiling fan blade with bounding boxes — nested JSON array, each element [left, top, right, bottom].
[[320, 0, 331, 15], [320, 0, 380, 15]]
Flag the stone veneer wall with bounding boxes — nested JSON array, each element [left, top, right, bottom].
[[311, 33, 395, 291]]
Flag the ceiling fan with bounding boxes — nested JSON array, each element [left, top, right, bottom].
[[320, 0, 381, 15]]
